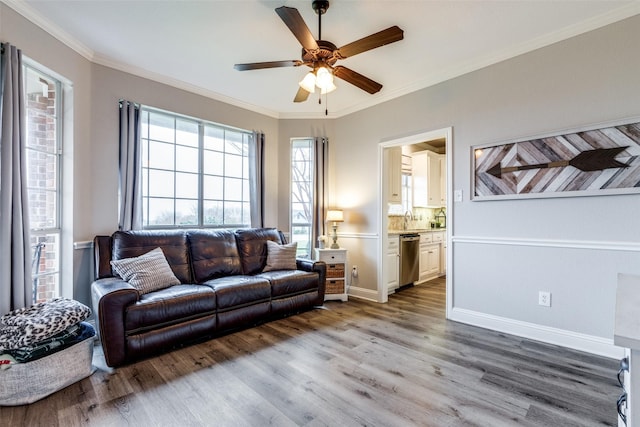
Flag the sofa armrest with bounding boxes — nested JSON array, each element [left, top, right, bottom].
[[297, 259, 327, 304], [91, 277, 139, 367]]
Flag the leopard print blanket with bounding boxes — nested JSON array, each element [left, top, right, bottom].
[[0, 298, 91, 351]]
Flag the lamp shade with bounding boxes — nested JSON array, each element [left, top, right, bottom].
[[326, 209, 344, 222], [299, 72, 316, 93], [320, 81, 337, 94], [315, 66, 334, 91]]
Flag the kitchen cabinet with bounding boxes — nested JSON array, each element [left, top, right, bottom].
[[412, 151, 443, 208], [418, 232, 440, 283], [439, 156, 446, 206], [386, 235, 400, 293], [387, 147, 402, 204], [315, 248, 348, 302], [441, 237, 447, 276], [432, 231, 446, 276]]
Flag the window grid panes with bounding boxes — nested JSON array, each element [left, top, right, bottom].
[[140, 108, 251, 228], [401, 172, 412, 212], [291, 138, 314, 258], [24, 64, 62, 303]]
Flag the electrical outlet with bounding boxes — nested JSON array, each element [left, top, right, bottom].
[[538, 291, 551, 307], [352, 265, 358, 278]]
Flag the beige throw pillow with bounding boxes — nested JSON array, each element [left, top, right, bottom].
[[110, 247, 180, 294], [263, 241, 298, 272]]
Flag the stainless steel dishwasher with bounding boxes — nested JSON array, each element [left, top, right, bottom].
[[399, 234, 420, 286]]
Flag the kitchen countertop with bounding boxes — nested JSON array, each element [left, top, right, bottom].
[[388, 228, 446, 235]]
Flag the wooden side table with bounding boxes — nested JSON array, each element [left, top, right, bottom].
[[315, 248, 348, 302]]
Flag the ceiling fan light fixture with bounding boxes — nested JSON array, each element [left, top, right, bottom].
[[320, 81, 337, 94], [299, 72, 317, 93], [315, 66, 334, 90], [235, 3, 404, 107]]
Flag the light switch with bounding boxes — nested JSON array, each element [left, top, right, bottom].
[[454, 189, 463, 202]]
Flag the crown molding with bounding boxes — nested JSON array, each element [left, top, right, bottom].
[[91, 53, 281, 119], [4, 0, 639, 120], [323, 1, 640, 119], [2, 0, 94, 60]]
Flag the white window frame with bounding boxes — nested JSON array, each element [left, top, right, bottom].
[[140, 107, 253, 229], [290, 138, 315, 258], [24, 61, 63, 304]]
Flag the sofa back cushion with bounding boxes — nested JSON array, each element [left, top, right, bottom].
[[111, 230, 192, 283], [235, 228, 283, 275], [187, 230, 242, 282]]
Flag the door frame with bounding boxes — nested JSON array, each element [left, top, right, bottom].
[[378, 127, 453, 318]]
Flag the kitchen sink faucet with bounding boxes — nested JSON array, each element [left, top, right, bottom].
[[403, 210, 414, 230]]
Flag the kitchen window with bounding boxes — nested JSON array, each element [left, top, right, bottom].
[[401, 172, 413, 212], [140, 108, 252, 228]]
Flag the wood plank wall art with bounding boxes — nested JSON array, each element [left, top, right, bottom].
[[473, 119, 640, 200]]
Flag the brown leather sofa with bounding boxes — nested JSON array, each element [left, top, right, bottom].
[[91, 228, 326, 367]]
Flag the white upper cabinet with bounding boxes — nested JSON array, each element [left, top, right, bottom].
[[439, 156, 446, 206], [387, 147, 402, 204], [412, 150, 444, 208]]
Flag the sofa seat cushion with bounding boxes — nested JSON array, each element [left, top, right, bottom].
[[202, 276, 271, 310], [125, 284, 216, 333], [258, 270, 319, 298]]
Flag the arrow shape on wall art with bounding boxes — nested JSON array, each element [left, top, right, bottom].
[[486, 146, 630, 179]]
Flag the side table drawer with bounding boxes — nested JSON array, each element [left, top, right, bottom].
[[326, 279, 345, 294], [327, 263, 345, 278], [321, 252, 346, 263]]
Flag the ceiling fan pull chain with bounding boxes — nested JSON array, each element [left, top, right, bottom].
[[325, 92, 329, 116]]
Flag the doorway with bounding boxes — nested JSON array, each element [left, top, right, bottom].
[[379, 128, 452, 319]]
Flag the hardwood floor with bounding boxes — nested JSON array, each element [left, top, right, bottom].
[[0, 278, 620, 426]]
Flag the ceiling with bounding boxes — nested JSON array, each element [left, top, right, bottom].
[[9, 0, 639, 118]]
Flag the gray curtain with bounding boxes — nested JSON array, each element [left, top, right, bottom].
[[118, 100, 142, 230], [312, 137, 329, 250], [0, 43, 32, 314], [249, 131, 265, 228]]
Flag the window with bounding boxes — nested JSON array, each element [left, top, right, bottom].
[[140, 108, 252, 228], [401, 172, 412, 212], [25, 64, 62, 303], [290, 138, 314, 258]]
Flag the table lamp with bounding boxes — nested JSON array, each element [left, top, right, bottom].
[[326, 209, 344, 249]]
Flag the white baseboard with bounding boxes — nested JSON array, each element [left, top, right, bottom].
[[347, 286, 379, 302], [450, 307, 624, 359]]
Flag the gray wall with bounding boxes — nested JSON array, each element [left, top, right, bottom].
[[89, 64, 280, 235], [331, 14, 640, 347], [3, 2, 640, 352], [1, 5, 94, 305]]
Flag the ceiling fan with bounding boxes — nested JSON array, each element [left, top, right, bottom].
[[234, 0, 404, 103]]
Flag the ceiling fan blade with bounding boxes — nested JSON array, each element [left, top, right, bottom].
[[293, 87, 311, 103], [333, 66, 383, 94], [234, 60, 302, 71], [275, 6, 319, 53], [336, 26, 404, 59]]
